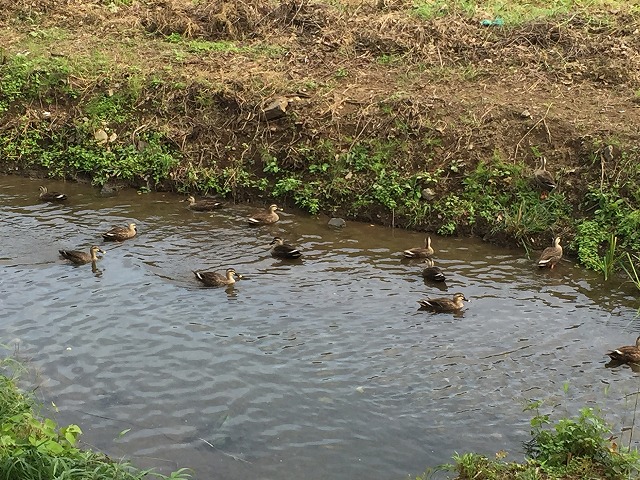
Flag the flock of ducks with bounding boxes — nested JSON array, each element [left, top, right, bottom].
[[399, 234, 564, 313], [41, 184, 638, 367], [43, 187, 298, 287]]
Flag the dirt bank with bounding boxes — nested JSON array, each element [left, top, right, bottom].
[[1, 0, 639, 269]]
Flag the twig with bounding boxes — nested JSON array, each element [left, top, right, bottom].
[[629, 383, 640, 450], [199, 437, 252, 464], [600, 151, 606, 191], [513, 103, 553, 162], [480, 344, 531, 359]]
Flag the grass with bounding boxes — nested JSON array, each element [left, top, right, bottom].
[[0, 369, 191, 479], [622, 253, 640, 291], [412, 0, 640, 24], [413, 400, 640, 480]]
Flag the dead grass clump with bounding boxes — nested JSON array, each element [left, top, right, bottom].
[[269, 1, 332, 35], [140, 0, 201, 38], [350, 13, 485, 64], [141, 0, 329, 40], [0, 0, 63, 23], [190, 0, 274, 40]]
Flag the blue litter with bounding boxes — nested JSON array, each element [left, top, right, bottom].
[[481, 17, 504, 26]]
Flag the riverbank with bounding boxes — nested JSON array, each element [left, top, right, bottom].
[[0, 367, 190, 479], [1, 0, 639, 272]]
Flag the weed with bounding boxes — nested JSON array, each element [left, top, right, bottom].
[[622, 253, 640, 291], [524, 401, 640, 478], [0, 54, 74, 113], [334, 67, 349, 79], [0, 372, 191, 479], [442, 400, 640, 480]]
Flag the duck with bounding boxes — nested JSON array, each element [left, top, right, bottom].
[[185, 195, 223, 211], [403, 236, 434, 258], [39, 186, 67, 202], [533, 157, 556, 194], [59, 245, 105, 264], [269, 237, 302, 259], [248, 204, 280, 226], [418, 292, 467, 313], [102, 223, 137, 241], [537, 237, 562, 269], [422, 258, 445, 282], [193, 268, 240, 287], [606, 336, 640, 363]]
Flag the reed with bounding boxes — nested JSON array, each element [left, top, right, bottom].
[[622, 252, 640, 291], [600, 234, 619, 281]]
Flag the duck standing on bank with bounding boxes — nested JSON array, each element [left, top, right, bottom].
[[102, 223, 137, 242], [403, 236, 434, 259], [533, 157, 556, 198], [537, 237, 562, 269], [193, 268, 241, 287], [39, 186, 67, 202], [59, 246, 105, 264], [248, 204, 280, 226], [418, 293, 468, 313]]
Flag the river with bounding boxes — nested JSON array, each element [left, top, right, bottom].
[[0, 176, 638, 479]]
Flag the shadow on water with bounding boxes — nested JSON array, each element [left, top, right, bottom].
[[0, 176, 639, 480]]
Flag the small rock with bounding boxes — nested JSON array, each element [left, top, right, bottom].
[[520, 109, 531, 119], [94, 129, 109, 144], [328, 217, 346, 229], [421, 188, 436, 201], [99, 183, 119, 197], [263, 97, 289, 121]]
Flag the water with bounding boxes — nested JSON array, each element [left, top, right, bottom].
[[1, 176, 638, 479]]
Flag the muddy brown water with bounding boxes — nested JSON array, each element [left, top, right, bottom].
[[1, 176, 639, 479]]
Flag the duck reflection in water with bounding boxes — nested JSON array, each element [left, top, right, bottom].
[[91, 261, 103, 278]]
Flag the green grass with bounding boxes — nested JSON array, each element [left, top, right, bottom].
[[413, 0, 640, 24], [0, 370, 191, 479], [415, 401, 640, 480]]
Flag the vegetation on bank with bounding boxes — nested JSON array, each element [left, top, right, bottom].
[[0, 0, 639, 277], [417, 401, 640, 480], [0, 367, 190, 479]]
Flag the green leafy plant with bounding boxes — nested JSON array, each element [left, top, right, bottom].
[[0, 373, 191, 479], [524, 401, 640, 478], [442, 401, 640, 480]]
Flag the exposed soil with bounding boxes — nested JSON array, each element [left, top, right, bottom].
[[1, 0, 639, 252]]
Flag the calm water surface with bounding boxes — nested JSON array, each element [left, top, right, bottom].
[[1, 176, 639, 479]]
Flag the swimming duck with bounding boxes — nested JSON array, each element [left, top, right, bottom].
[[59, 246, 105, 264], [39, 186, 67, 202], [102, 223, 137, 242], [193, 268, 240, 287], [533, 157, 556, 193], [248, 204, 280, 226], [269, 237, 302, 259], [418, 292, 467, 313], [606, 336, 640, 363], [537, 237, 562, 269], [185, 195, 223, 211], [422, 258, 445, 282], [403, 236, 434, 258]]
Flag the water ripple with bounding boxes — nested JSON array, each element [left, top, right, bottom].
[[0, 176, 639, 480]]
